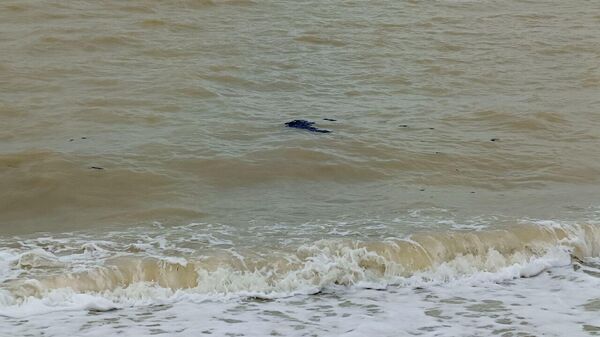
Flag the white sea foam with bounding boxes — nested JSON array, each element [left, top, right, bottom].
[[1, 256, 599, 337], [0, 222, 599, 336]]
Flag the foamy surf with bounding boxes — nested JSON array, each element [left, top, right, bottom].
[[2, 248, 600, 336], [1, 223, 598, 311], [0, 220, 599, 336]]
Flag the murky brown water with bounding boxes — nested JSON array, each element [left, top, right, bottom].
[[2, 0, 600, 233], [1, 1, 600, 336]]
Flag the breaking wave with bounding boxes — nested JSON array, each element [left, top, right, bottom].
[[1, 222, 599, 316]]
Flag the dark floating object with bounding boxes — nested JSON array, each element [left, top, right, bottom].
[[323, 118, 337, 121], [419, 188, 425, 191], [88, 307, 118, 313], [285, 120, 331, 133], [90, 166, 104, 170], [399, 124, 408, 128], [490, 138, 499, 142], [429, 127, 435, 130], [81, 137, 87, 139], [69, 139, 74, 142], [243, 296, 275, 303]]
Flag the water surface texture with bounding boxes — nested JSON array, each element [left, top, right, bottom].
[[1, 0, 600, 336]]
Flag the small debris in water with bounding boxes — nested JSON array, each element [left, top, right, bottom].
[[90, 166, 104, 170], [399, 124, 408, 127], [285, 120, 331, 133], [69, 139, 74, 142], [323, 118, 337, 121], [490, 138, 499, 142], [81, 137, 87, 139], [419, 188, 425, 191], [243, 296, 275, 303]]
